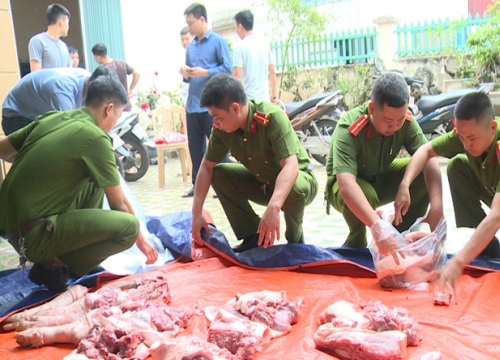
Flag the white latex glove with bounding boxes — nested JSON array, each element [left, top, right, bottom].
[[370, 219, 406, 266]]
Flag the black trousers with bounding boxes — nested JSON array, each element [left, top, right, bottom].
[[186, 111, 213, 185], [2, 115, 32, 135]]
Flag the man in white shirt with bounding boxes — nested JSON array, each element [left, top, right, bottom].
[[233, 10, 277, 103]]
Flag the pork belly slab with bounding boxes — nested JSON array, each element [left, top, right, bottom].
[[314, 324, 408, 360], [315, 300, 421, 359]]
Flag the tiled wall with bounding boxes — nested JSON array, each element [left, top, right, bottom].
[[0, 0, 20, 183]]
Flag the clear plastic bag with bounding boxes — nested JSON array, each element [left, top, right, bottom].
[[369, 216, 447, 289]]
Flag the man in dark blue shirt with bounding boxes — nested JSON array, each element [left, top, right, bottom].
[[180, 2, 233, 197]]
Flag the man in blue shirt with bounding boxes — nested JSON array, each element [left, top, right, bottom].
[[2, 67, 91, 135], [180, 2, 233, 197]]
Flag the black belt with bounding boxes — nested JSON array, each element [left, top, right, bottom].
[[2, 218, 47, 241]]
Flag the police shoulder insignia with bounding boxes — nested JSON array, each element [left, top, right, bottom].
[[348, 114, 369, 136], [405, 110, 413, 121], [253, 111, 270, 126]]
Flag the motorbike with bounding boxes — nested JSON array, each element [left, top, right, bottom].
[[277, 90, 345, 165], [109, 111, 154, 182], [391, 70, 495, 139]]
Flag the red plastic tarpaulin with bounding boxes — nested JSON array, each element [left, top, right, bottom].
[[0, 256, 499, 359]]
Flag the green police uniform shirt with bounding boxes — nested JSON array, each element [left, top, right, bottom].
[[326, 102, 427, 182], [0, 108, 120, 233], [431, 117, 500, 197], [205, 100, 313, 184]]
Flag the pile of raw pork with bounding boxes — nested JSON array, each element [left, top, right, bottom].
[[2, 275, 429, 359], [2, 276, 301, 360]]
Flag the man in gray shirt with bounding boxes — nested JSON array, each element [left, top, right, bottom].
[[2, 67, 91, 135], [28, 3, 71, 72]]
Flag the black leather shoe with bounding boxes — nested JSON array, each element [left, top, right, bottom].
[[479, 237, 500, 258], [29, 263, 69, 292], [233, 234, 259, 253]]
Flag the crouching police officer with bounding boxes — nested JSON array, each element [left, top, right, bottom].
[[325, 72, 442, 250], [191, 73, 318, 252]]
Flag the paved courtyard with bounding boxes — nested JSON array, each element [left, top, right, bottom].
[[0, 155, 474, 271]]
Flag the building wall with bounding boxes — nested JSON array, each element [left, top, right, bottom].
[[0, 0, 19, 182]]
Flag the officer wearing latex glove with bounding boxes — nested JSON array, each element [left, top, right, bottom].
[[370, 218, 407, 265]]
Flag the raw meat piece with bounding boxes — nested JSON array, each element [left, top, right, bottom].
[[76, 325, 147, 359], [16, 300, 190, 349], [15, 307, 119, 348], [4, 285, 125, 331], [120, 300, 191, 333], [433, 291, 451, 306], [226, 290, 302, 337], [3, 276, 170, 332], [318, 300, 370, 328], [314, 323, 408, 360], [207, 308, 271, 360], [362, 301, 421, 346], [3, 285, 88, 326], [377, 253, 435, 288], [317, 300, 421, 347], [150, 336, 239, 360]]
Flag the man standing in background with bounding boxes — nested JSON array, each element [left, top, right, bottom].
[[179, 26, 193, 107], [233, 10, 277, 103], [180, 2, 233, 198], [28, 3, 71, 72], [68, 46, 80, 68], [92, 43, 141, 111]]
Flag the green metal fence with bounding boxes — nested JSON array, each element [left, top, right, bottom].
[[271, 27, 378, 71], [396, 13, 488, 58]]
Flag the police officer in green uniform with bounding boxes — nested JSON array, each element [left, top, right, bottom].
[[396, 92, 500, 295], [0, 73, 158, 292], [325, 72, 442, 249], [191, 73, 318, 252]]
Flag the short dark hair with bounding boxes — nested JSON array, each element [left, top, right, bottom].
[[184, 3, 207, 21], [180, 26, 189, 36], [91, 43, 108, 57], [200, 73, 247, 110], [46, 3, 70, 25], [89, 66, 118, 82], [371, 72, 409, 109], [85, 75, 127, 108], [68, 46, 78, 54], [234, 10, 254, 31], [454, 92, 495, 125]]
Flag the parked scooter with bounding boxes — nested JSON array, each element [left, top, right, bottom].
[[393, 71, 495, 139], [109, 111, 153, 182], [277, 90, 345, 165]]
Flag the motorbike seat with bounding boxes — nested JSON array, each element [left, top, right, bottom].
[[285, 92, 334, 119], [417, 88, 476, 116]]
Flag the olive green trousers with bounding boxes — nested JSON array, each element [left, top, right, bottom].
[[447, 154, 493, 228], [211, 163, 318, 243], [10, 181, 139, 276]]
